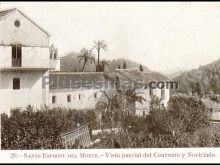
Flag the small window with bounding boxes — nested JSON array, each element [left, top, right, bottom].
[[67, 95, 71, 102], [14, 20, 20, 27], [149, 88, 153, 95], [52, 96, 56, 104], [94, 93, 97, 99], [79, 94, 81, 100], [13, 78, 20, 90]]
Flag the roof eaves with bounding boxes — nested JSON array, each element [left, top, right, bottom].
[[15, 8, 51, 37], [0, 7, 16, 20], [0, 7, 50, 37]]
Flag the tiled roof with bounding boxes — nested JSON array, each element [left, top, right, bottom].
[[49, 69, 169, 90], [117, 69, 144, 81], [49, 72, 105, 89], [104, 69, 169, 84], [142, 72, 169, 82], [0, 8, 16, 19], [104, 69, 143, 83]]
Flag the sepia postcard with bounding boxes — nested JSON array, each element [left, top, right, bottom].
[[0, 1, 220, 163]]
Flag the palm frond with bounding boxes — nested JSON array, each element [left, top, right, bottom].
[[125, 88, 146, 104], [94, 40, 107, 51]]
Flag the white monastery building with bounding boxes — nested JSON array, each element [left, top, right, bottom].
[[0, 8, 170, 116], [0, 8, 53, 115]]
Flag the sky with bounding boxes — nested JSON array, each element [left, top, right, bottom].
[[1, 2, 220, 72]]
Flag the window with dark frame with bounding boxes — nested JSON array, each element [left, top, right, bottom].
[[67, 95, 71, 102], [13, 78, 20, 90], [12, 45, 22, 67], [52, 96, 56, 104]]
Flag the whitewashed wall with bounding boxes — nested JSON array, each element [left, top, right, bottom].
[[49, 89, 103, 110], [0, 70, 49, 115], [0, 9, 49, 47], [161, 88, 170, 107], [0, 46, 11, 67], [0, 46, 49, 68], [135, 89, 151, 116], [0, 9, 51, 115], [49, 59, 60, 71], [135, 88, 170, 116]]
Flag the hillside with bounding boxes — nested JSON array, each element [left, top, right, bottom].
[[165, 70, 188, 79], [60, 52, 96, 72], [60, 52, 150, 72], [173, 58, 220, 95], [108, 58, 150, 72], [160, 68, 189, 79]]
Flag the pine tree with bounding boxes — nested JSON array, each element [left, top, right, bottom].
[[195, 81, 202, 96], [139, 64, 143, 72], [123, 62, 126, 69]]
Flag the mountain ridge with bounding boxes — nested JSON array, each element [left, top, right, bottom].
[[173, 58, 220, 94], [60, 52, 151, 72]]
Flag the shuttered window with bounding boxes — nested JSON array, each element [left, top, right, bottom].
[[13, 78, 20, 90]]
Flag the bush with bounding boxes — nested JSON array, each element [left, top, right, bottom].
[[109, 95, 218, 148], [1, 106, 97, 150], [2, 95, 219, 149]]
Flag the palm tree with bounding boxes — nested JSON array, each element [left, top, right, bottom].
[[100, 60, 110, 72], [125, 88, 146, 104], [124, 88, 146, 115], [77, 48, 95, 71], [97, 91, 122, 124], [94, 40, 107, 71], [123, 62, 127, 69]]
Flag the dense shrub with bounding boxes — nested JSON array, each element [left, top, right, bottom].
[[95, 95, 220, 148], [1, 106, 97, 150], [2, 94, 220, 149]]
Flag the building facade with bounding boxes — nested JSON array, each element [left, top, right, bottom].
[[49, 72, 105, 110], [0, 8, 51, 115], [48, 69, 170, 116], [103, 69, 170, 116]]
